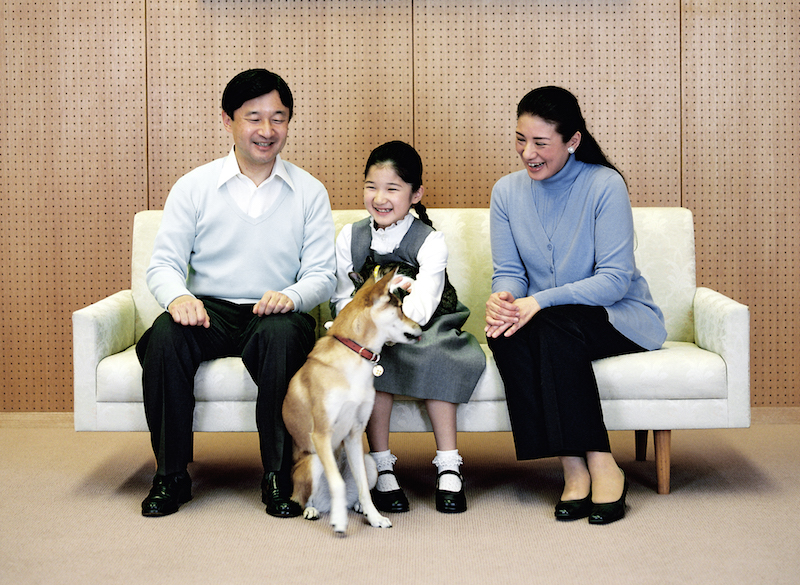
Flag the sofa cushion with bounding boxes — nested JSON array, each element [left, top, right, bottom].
[[96, 347, 258, 403], [593, 341, 726, 400], [96, 347, 141, 402], [96, 340, 725, 405]]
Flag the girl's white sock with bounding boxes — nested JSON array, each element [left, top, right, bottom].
[[433, 449, 463, 492], [371, 450, 400, 492]]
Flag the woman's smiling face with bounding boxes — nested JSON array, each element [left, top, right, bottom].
[[515, 114, 580, 181]]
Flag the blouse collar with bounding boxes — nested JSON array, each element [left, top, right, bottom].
[[369, 212, 415, 254]]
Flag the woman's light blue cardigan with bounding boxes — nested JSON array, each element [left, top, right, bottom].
[[490, 156, 667, 351]]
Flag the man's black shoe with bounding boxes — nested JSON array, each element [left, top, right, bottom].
[[261, 471, 302, 518], [142, 471, 192, 517]]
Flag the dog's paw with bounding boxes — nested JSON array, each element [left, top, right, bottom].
[[367, 513, 392, 529], [330, 509, 348, 535], [303, 507, 320, 521], [353, 501, 364, 514]]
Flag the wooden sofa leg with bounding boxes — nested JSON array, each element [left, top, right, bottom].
[[653, 430, 671, 494], [635, 430, 648, 461]]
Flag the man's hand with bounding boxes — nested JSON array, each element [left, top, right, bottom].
[[253, 291, 295, 316], [168, 295, 211, 328]]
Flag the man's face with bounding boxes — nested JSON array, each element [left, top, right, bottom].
[[222, 90, 290, 182]]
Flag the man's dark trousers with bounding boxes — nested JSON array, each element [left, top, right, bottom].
[[136, 297, 316, 476]]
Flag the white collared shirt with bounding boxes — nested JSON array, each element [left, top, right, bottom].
[[218, 148, 295, 218]]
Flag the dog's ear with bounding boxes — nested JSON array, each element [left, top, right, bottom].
[[391, 286, 410, 303], [372, 267, 401, 303], [348, 271, 365, 289], [375, 266, 400, 288]]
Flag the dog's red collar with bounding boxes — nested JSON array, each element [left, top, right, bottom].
[[333, 335, 380, 363]]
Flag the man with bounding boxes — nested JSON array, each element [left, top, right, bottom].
[[136, 69, 335, 518]]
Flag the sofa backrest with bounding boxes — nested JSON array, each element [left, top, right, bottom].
[[131, 206, 696, 344], [630, 207, 696, 343], [132, 210, 167, 340]]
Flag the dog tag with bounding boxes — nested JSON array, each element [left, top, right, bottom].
[[372, 364, 384, 377]]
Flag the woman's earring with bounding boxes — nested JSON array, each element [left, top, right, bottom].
[[568, 147, 575, 154]]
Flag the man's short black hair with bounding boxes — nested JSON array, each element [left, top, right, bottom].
[[221, 69, 293, 121]]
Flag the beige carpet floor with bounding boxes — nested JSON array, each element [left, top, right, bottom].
[[1, 414, 798, 585]]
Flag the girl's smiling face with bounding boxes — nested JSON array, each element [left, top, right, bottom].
[[363, 164, 423, 229], [515, 114, 580, 181]]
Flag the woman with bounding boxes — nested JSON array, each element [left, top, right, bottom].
[[485, 87, 666, 524]]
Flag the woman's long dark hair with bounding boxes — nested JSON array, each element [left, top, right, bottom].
[[517, 86, 622, 177], [365, 140, 434, 228]]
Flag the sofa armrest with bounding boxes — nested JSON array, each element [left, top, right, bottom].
[[692, 286, 751, 427], [72, 290, 137, 430]]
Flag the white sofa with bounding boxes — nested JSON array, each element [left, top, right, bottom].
[[73, 207, 750, 494]]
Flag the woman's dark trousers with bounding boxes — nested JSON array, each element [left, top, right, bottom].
[[487, 305, 644, 460]]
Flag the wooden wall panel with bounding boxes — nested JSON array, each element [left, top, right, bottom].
[[0, 0, 147, 411], [414, 0, 681, 208], [146, 0, 413, 210], [1, 0, 798, 411], [682, 0, 800, 406]]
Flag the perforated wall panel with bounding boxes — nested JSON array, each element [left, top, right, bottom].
[[683, 0, 800, 406], [146, 0, 413, 210], [0, 0, 798, 411], [414, 0, 681, 208], [1, 0, 147, 411]]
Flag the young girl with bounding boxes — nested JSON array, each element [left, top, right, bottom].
[[331, 141, 486, 514]]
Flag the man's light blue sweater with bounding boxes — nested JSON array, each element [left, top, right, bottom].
[[490, 156, 666, 350], [146, 156, 336, 314]]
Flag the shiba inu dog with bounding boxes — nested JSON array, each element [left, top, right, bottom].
[[282, 269, 422, 535]]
